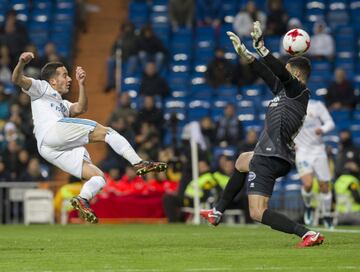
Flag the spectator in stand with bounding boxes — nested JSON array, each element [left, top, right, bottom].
[[233, 1, 266, 37], [20, 157, 46, 181], [2, 140, 21, 180], [169, 0, 194, 31], [308, 21, 335, 60], [136, 95, 164, 132], [0, 158, 11, 181], [23, 44, 43, 79], [216, 104, 244, 147], [265, 0, 288, 36], [105, 21, 139, 91], [138, 25, 167, 71], [40, 42, 68, 69], [200, 116, 217, 151], [335, 130, 360, 178], [17, 149, 30, 174], [0, 10, 29, 67], [206, 48, 234, 88], [196, 0, 223, 28], [335, 161, 360, 225], [232, 58, 258, 87], [325, 68, 356, 110], [138, 131, 161, 161], [238, 128, 258, 152], [139, 62, 170, 98], [108, 92, 137, 128], [135, 122, 158, 149], [0, 82, 10, 120], [0, 45, 12, 85], [279, 18, 302, 58]]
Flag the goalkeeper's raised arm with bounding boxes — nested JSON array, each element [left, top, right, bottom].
[[227, 31, 282, 93], [251, 21, 292, 83]]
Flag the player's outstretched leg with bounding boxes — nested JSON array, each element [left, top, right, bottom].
[[249, 195, 325, 247], [201, 152, 253, 226], [71, 164, 106, 223], [90, 125, 167, 176]]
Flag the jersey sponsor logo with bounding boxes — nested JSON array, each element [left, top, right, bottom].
[[50, 102, 68, 114], [248, 171, 256, 182]]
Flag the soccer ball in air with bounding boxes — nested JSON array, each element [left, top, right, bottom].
[[282, 28, 311, 56]]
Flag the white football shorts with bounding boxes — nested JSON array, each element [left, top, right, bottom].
[[295, 150, 332, 182], [39, 118, 97, 179]]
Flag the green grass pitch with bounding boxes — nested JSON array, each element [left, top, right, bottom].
[[0, 224, 359, 272]]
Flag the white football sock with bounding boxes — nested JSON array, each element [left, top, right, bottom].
[[301, 187, 314, 208], [79, 176, 106, 200], [319, 192, 332, 217], [105, 129, 142, 165]]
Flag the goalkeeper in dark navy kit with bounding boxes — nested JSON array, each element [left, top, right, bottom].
[[201, 21, 324, 247]]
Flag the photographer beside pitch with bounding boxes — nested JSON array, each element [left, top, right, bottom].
[[12, 52, 167, 223], [201, 21, 324, 247]]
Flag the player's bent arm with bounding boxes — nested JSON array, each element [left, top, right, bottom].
[[70, 66, 88, 117], [12, 60, 32, 90], [318, 102, 335, 134], [249, 58, 282, 94]]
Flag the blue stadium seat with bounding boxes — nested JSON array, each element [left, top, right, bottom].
[[264, 36, 281, 54], [305, 0, 326, 22], [350, 1, 360, 24], [327, 1, 350, 29], [215, 85, 238, 98], [129, 2, 149, 29], [331, 109, 352, 122], [190, 84, 214, 99], [222, 0, 238, 24], [187, 99, 211, 121], [210, 98, 233, 120], [284, 0, 304, 18], [121, 76, 141, 97]]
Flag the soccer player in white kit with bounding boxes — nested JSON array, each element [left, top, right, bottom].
[[12, 52, 167, 223], [294, 99, 335, 228]]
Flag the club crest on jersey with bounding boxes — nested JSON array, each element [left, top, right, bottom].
[[248, 171, 256, 182], [269, 96, 280, 107]]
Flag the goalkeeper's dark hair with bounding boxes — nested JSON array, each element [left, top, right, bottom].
[[40, 62, 65, 82], [286, 56, 311, 80]]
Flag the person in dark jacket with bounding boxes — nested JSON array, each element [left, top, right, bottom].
[[326, 68, 356, 110], [140, 62, 170, 98], [138, 25, 167, 71], [206, 48, 234, 88]]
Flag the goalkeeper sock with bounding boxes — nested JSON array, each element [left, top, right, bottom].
[[105, 129, 142, 165], [215, 169, 247, 213], [261, 209, 309, 238], [79, 176, 106, 200]]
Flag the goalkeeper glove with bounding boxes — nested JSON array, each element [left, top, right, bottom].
[[226, 31, 254, 63], [251, 21, 269, 57]]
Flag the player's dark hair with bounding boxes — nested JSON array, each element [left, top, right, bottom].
[[40, 62, 64, 82], [286, 56, 312, 80]]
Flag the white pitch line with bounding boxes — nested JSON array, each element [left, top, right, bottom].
[[185, 269, 231, 272], [315, 228, 360, 234]]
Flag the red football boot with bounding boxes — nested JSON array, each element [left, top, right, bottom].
[[297, 231, 325, 247], [200, 208, 222, 226]]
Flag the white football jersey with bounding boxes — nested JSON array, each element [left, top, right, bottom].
[[22, 78, 73, 149], [294, 99, 335, 154]]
